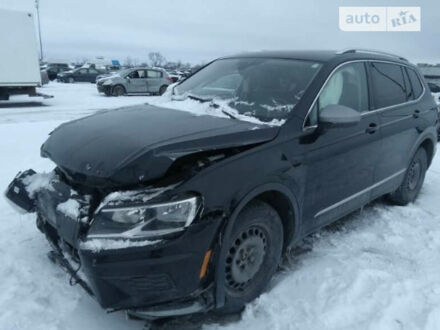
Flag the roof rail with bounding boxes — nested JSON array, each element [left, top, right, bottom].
[[337, 49, 408, 62]]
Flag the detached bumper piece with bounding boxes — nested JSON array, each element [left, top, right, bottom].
[[5, 169, 37, 213]]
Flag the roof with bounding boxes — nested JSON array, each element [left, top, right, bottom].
[[224, 50, 337, 62], [222, 49, 412, 66]]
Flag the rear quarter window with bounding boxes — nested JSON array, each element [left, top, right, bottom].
[[407, 68, 424, 99]]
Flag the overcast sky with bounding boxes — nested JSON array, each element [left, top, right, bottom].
[[1, 0, 439, 65]]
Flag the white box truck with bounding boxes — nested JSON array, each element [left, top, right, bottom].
[[0, 9, 42, 100]]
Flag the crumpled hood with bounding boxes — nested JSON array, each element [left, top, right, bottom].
[[41, 104, 279, 185]]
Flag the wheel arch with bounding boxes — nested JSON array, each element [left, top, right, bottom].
[[214, 182, 300, 308], [410, 128, 437, 167]]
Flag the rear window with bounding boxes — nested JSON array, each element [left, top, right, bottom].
[[370, 62, 407, 108], [407, 68, 424, 99]]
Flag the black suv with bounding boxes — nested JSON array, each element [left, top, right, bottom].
[[5, 50, 438, 320]]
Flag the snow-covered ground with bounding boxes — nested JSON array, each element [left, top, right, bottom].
[[1, 82, 440, 330]]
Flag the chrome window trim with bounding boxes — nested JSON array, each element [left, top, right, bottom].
[[314, 169, 406, 218], [302, 59, 426, 131]]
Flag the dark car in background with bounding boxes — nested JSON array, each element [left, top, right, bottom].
[[44, 63, 70, 80], [5, 50, 438, 322], [57, 67, 106, 83]]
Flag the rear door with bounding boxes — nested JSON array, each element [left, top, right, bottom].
[[302, 61, 382, 231], [367, 62, 423, 198], [87, 68, 100, 82], [147, 69, 163, 93]]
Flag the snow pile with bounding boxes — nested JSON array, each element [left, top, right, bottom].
[[56, 199, 81, 219], [432, 92, 440, 105], [80, 238, 161, 253]]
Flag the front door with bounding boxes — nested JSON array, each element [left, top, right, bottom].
[[301, 62, 382, 232], [75, 68, 88, 82], [127, 69, 149, 93]]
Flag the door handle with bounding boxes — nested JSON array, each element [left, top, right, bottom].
[[365, 123, 378, 134], [413, 109, 421, 118]]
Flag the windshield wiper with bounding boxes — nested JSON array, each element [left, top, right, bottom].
[[187, 94, 211, 103], [187, 94, 238, 120], [208, 100, 238, 120], [220, 109, 238, 120]]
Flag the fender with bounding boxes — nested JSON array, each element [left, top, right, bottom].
[[214, 182, 301, 308]]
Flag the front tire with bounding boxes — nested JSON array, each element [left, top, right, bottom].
[[388, 148, 428, 205], [112, 85, 126, 97], [219, 200, 283, 314], [68, 77, 75, 83]]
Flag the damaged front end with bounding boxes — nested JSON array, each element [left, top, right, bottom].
[[4, 105, 280, 318], [4, 168, 222, 317]]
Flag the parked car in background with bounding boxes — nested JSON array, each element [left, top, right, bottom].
[[40, 70, 49, 85], [95, 71, 119, 82], [97, 67, 172, 96], [428, 81, 440, 93], [6, 49, 438, 321], [57, 67, 106, 83], [44, 63, 70, 80]]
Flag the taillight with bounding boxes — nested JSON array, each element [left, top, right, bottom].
[[167, 76, 173, 83]]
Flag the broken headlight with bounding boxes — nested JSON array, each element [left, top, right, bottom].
[[88, 196, 200, 239]]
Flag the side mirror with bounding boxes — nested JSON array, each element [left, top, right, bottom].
[[319, 104, 361, 128], [126, 77, 131, 82]]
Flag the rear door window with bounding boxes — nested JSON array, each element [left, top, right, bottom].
[[370, 62, 407, 108], [147, 70, 162, 78], [407, 68, 424, 99]]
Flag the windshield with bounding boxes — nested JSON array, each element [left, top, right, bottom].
[[173, 58, 322, 123], [117, 68, 135, 77]]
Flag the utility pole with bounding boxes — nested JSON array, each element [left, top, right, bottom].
[[35, 0, 43, 62]]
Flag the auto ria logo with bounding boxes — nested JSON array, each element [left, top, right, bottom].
[[339, 7, 421, 31]]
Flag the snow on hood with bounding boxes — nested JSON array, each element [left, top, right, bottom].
[[148, 90, 286, 127], [22, 172, 56, 197], [96, 183, 178, 213]]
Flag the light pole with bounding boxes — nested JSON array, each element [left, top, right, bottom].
[[35, 0, 43, 62]]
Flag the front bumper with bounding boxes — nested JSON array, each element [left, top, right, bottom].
[[97, 84, 111, 94], [5, 170, 222, 314]]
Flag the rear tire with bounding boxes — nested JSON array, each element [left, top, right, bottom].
[[388, 148, 427, 205], [218, 200, 283, 314], [159, 85, 168, 95], [112, 85, 126, 97]]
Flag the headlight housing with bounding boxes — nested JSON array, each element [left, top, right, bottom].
[[88, 196, 200, 239]]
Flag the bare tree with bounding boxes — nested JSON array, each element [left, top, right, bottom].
[[124, 56, 133, 67], [148, 52, 166, 67]]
